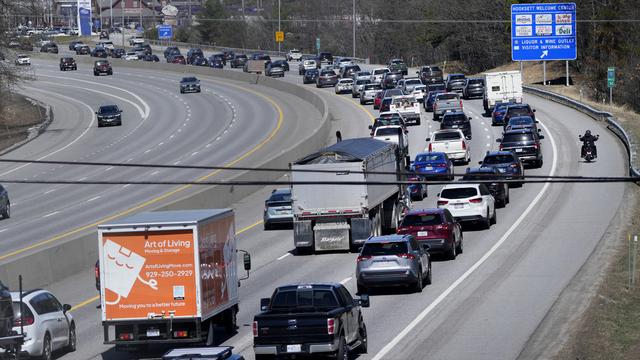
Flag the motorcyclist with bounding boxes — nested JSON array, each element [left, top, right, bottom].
[[579, 130, 599, 158]]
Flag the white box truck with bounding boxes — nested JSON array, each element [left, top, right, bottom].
[[483, 70, 523, 114], [291, 138, 408, 253], [98, 209, 251, 351]]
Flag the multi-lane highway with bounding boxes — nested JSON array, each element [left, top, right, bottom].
[[0, 53, 627, 360]]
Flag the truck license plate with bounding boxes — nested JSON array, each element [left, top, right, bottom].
[[515, 148, 523, 153], [417, 231, 428, 237], [146, 329, 160, 337], [287, 344, 302, 353]]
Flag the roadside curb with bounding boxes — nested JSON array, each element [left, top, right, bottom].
[[0, 54, 332, 289]]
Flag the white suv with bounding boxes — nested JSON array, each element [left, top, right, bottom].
[[11, 289, 76, 360], [437, 184, 496, 229]]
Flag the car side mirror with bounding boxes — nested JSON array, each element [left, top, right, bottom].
[[468, 117, 473, 120], [422, 243, 431, 251], [426, 138, 431, 142], [535, 120, 539, 123], [243, 252, 252, 271], [63, 304, 72, 313], [368, 125, 372, 130], [358, 294, 370, 308], [478, 161, 483, 164], [496, 139, 502, 143], [538, 134, 544, 139], [260, 298, 270, 311], [532, 109, 536, 112], [436, 192, 440, 197]]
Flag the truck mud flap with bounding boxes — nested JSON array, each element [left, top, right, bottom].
[[350, 218, 371, 246], [294, 220, 313, 248], [313, 221, 350, 251]]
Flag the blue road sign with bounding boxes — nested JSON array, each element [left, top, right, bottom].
[[158, 25, 173, 40], [511, 3, 576, 61]]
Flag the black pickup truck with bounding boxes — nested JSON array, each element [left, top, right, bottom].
[[253, 283, 369, 360]]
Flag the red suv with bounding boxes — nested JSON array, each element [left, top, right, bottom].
[[397, 208, 463, 260], [170, 55, 186, 64]]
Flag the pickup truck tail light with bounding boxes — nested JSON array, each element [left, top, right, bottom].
[[327, 318, 336, 335], [437, 200, 448, 206], [461, 141, 466, 150], [469, 198, 483, 204], [533, 144, 539, 150], [510, 163, 518, 168], [428, 143, 432, 152], [460, 100, 463, 109], [252, 321, 258, 337]]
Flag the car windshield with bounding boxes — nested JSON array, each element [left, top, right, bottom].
[[99, 105, 118, 113], [503, 133, 534, 142], [416, 153, 443, 162], [321, 70, 335, 76], [362, 241, 408, 256], [442, 114, 468, 124], [507, 107, 531, 116], [441, 187, 478, 199], [401, 214, 442, 227], [483, 155, 516, 164], [433, 132, 462, 141], [375, 128, 400, 136], [182, 77, 197, 82], [508, 117, 534, 126], [271, 289, 338, 309], [437, 94, 458, 100], [374, 69, 389, 75]]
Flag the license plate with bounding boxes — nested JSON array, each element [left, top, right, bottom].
[[375, 260, 394, 267], [146, 329, 160, 337], [515, 148, 523, 153], [452, 125, 458, 128], [287, 344, 302, 353], [454, 204, 464, 209], [417, 231, 428, 237], [498, 168, 506, 173], [425, 166, 433, 171]]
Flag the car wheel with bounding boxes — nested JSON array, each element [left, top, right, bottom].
[[352, 93, 357, 98], [483, 208, 491, 229], [93, 71, 98, 76], [414, 269, 423, 293], [456, 234, 464, 254], [357, 322, 368, 354], [97, 122, 103, 128], [1, 202, 9, 219], [447, 243, 457, 260], [491, 207, 497, 225], [425, 262, 432, 285], [335, 335, 348, 360], [360, 99, 365, 105], [357, 283, 367, 295], [40, 333, 52, 360], [506, 188, 510, 204], [537, 159, 544, 168], [263, 222, 271, 231], [65, 323, 77, 352], [108, 70, 113, 75]]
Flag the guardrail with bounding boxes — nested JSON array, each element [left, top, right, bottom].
[[524, 85, 640, 178], [145, 39, 369, 64]]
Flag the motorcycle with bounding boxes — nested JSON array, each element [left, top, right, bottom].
[[579, 134, 599, 162]]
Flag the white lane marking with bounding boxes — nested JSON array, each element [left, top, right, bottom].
[[78, 177, 87, 181], [486, 135, 490, 139], [484, 128, 489, 131], [173, 161, 181, 165], [104, 166, 113, 172], [0, 229, 7, 233], [150, 170, 160, 176], [37, 75, 151, 118], [191, 152, 199, 156], [44, 189, 56, 195], [87, 196, 101, 202], [486, 143, 491, 147], [277, 253, 291, 261], [0, 88, 94, 177], [43, 211, 60, 218], [144, 149, 152, 154], [158, 142, 164, 146], [339, 277, 353, 285], [371, 117, 558, 360], [122, 184, 130, 188]]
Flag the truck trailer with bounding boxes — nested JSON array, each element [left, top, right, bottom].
[[483, 70, 523, 114], [98, 209, 250, 351], [291, 138, 408, 253]]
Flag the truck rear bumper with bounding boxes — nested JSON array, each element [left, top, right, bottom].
[[254, 339, 339, 355]]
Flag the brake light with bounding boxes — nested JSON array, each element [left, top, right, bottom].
[[510, 163, 518, 168], [533, 144, 539, 150], [13, 315, 34, 327], [469, 198, 483, 203], [357, 255, 372, 262], [459, 100, 463, 109], [499, 144, 504, 150], [327, 318, 336, 335], [437, 200, 448, 206], [118, 333, 134, 340], [428, 143, 432, 152], [253, 321, 258, 337], [173, 330, 188, 338], [399, 253, 416, 260], [95, 263, 99, 280], [436, 163, 447, 168], [434, 224, 448, 231], [462, 141, 466, 150]]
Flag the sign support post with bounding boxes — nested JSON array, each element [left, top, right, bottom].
[[543, 61, 546, 85], [566, 60, 570, 86]]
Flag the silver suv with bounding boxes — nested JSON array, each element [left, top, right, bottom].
[[11, 289, 76, 360], [263, 188, 292, 230], [356, 234, 431, 294], [0, 184, 9, 219]]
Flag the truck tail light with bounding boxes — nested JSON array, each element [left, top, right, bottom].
[[462, 141, 466, 150], [510, 163, 518, 168], [499, 144, 504, 150], [173, 330, 188, 338], [437, 200, 448, 206], [327, 318, 336, 335], [533, 144, 539, 150], [428, 143, 432, 152], [118, 333, 134, 341], [357, 255, 372, 262], [469, 198, 483, 204], [253, 321, 258, 337], [460, 100, 463, 109]]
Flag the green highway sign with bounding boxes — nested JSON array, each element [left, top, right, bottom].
[[608, 67, 615, 88]]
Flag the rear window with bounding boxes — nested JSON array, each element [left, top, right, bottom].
[[268, 192, 291, 203], [364, 84, 381, 90], [361, 241, 408, 256], [507, 107, 531, 116], [442, 114, 468, 124], [495, 103, 512, 111], [503, 133, 534, 142], [401, 214, 442, 227], [405, 79, 422, 86], [384, 89, 404, 97], [12, 302, 33, 321], [271, 289, 338, 309], [508, 117, 534, 126], [320, 70, 335, 76], [440, 187, 478, 199], [358, 71, 371, 76], [436, 94, 458, 100], [415, 153, 443, 162], [355, 79, 371, 85], [433, 132, 461, 141], [468, 79, 484, 85], [449, 74, 465, 80], [483, 155, 516, 164], [375, 128, 400, 136], [339, 79, 353, 84], [428, 84, 446, 91]]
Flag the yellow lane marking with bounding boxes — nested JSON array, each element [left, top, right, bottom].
[[71, 218, 265, 311], [0, 84, 283, 261]]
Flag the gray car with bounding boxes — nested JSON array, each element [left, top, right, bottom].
[[356, 234, 431, 294], [352, 79, 371, 98], [360, 83, 382, 105], [0, 184, 9, 219], [263, 188, 292, 230]]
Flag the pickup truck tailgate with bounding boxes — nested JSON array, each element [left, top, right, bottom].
[[255, 312, 335, 344]]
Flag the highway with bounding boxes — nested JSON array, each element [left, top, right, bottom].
[[0, 55, 627, 360]]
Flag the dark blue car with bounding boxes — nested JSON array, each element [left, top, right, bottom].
[[478, 151, 524, 186], [407, 175, 428, 201], [413, 152, 454, 180], [208, 57, 224, 69], [491, 102, 514, 126], [424, 90, 445, 112]]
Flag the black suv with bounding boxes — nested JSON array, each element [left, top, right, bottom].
[[463, 78, 485, 99], [382, 71, 403, 89], [462, 167, 509, 207], [479, 150, 525, 186], [96, 105, 122, 127], [230, 54, 247, 68], [75, 45, 90, 55], [93, 60, 113, 76], [417, 65, 444, 83], [40, 42, 58, 54], [59, 57, 77, 71], [318, 51, 333, 64], [497, 129, 544, 168], [340, 64, 361, 79], [164, 46, 180, 60], [441, 111, 472, 139], [445, 73, 466, 93], [186, 48, 204, 64]]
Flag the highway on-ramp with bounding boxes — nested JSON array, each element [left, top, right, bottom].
[[2, 57, 626, 360]]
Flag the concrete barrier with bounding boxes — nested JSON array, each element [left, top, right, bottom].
[[0, 54, 332, 289]]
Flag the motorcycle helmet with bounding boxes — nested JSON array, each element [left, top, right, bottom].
[[585, 130, 592, 136]]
